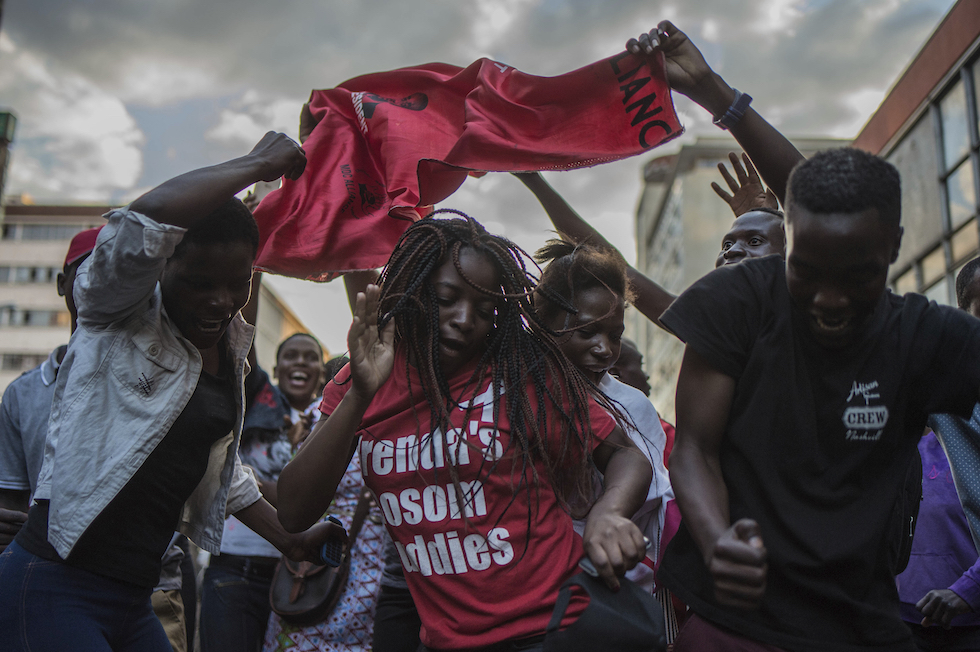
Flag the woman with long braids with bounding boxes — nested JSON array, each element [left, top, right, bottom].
[[277, 211, 652, 652]]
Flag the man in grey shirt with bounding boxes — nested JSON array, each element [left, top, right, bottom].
[[0, 226, 100, 544]]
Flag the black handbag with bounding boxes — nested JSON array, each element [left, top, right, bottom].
[[268, 487, 373, 624], [543, 571, 667, 652]]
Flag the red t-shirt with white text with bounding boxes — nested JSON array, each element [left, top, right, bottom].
[[321, 350, 615, 650]]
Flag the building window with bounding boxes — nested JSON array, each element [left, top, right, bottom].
[[947, 158, 976, 228], [1, 223, 95, 241], [0, 353, 48, 372], [891, 57, 980, 306], [20, 224, 87, 241], [0, 307, 69, 328], [940, 78, 970, 171], [0, 266, 60, 284]]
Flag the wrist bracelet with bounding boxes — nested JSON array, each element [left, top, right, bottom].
[[713, 89, 753, 130]]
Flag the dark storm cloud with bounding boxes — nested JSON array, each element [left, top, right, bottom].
[[3, 0, 479, 101]]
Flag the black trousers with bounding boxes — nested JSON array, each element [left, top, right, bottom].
[[373, 584, 423, 652]]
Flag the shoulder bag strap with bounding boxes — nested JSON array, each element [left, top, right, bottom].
[[346, 486, 375, 547]]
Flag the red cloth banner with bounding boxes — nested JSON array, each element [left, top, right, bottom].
[[253, 51, 683, 280]]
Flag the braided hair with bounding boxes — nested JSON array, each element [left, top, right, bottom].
[[373, 210, 617, 533]]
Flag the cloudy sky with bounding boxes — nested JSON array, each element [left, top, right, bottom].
[[0, 0, 958, 355]]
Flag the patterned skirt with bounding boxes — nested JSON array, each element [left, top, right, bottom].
[[263, 512, 385, 652]]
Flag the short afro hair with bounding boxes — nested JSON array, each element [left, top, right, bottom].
[[742, 206, 784, 220], [275, 332, 324, 363], [786, 148, 901, 229], [171, 197, 259, 260], [956, 256, 980, 310]]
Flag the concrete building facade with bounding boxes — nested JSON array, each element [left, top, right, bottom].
[[851, 0, 980, 308]]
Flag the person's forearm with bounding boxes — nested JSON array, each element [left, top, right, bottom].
[[669, 441, 731, 562], [593, 447, 652, 520], [276, 389, 373, 532], [519, 173, 677, 327], [129, 132, 304, 230], [517, 172, 615, 249], [681, 72, 804, 205], [233, 497, 297, 554], [628, 269, 676, 328], [129, 155, 271, 230]]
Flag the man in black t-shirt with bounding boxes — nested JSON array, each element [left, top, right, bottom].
[[660, 148, 980, 652]]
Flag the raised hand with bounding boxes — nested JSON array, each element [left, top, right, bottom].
[[248, 131, 308, 182], [627, 21, 722, 109], [347, 284, 395, 401], [708, 518, 768, 609], [711, 152, 780, 217]]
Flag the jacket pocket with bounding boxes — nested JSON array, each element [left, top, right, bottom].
[[109, 323, 183, 400]]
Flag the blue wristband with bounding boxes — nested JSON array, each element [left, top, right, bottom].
[[713, 89, 753, 130]]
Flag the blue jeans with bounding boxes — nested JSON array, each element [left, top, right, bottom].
[[0, 540, 172, 652], [199, 558, 275, 652]]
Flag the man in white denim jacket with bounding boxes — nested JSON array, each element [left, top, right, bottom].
[[33, 208, 263, 557], [0, 132, 345, 652]]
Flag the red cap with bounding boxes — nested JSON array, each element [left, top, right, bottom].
[[64, 225, 105, 269]]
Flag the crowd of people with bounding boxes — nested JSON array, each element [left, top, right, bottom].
[[2, 18, 980, 652]]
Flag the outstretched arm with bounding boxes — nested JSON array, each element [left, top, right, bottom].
[[670, 345, 768, 609], [130, 131, 306, 230], [628, 22, 804, 204], [585, 426, 653, 591], [277, 284, 395, 532], [515, 172, 676, 327], [235, 496, 346, 562]]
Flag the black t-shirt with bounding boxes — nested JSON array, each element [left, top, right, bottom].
[[18, 361, 236, 588], [659, 255, 980, 652]]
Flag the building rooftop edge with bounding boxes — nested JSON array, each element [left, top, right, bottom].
[[852, 0, 980, 154]]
